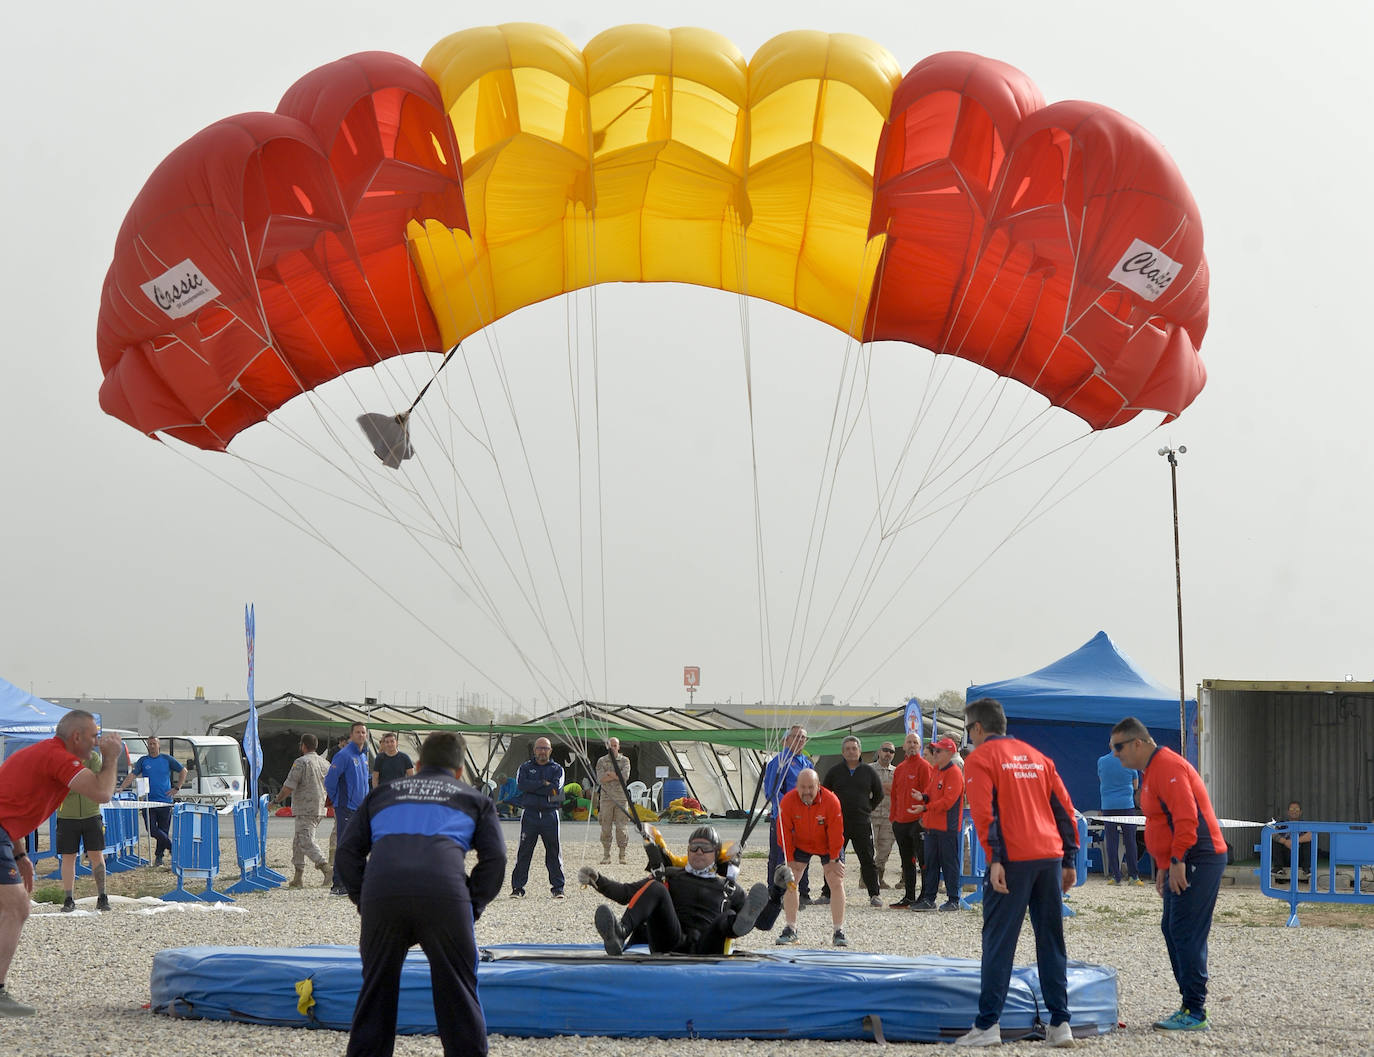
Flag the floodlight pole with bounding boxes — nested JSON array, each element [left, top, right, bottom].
[[1159, 445, 1188, 752]]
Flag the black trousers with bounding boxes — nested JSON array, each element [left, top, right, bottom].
[[892, 820, 925, 900], [347, 895, 484, 1057], [821, 822, 880, 897]]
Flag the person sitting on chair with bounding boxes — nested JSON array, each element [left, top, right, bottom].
[[581, 826, 778, 955]]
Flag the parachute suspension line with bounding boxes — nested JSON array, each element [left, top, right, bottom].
[[411, 224, 602, 705], [162, 440, 543, 704], [586, 194, 610, 706], [727, 205, 779, 720], [779, 227, 925, 706], [329, 229, 595, 710], [564, 283, 587, 706], [771, 236, 892, 716], [253, 274, 591, 714], [838, 420, 1152, 701]]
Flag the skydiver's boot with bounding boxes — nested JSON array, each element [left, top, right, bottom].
[[731, 883, 771, 937], [289, 866, 304, 889], [595, 904, 631, 956]]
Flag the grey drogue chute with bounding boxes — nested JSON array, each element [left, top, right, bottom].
[[356, 343, 463, 469], [356, 412, 414, 469]]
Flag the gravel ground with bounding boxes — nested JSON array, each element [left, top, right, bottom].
[[5, 820, 1372, 1056]]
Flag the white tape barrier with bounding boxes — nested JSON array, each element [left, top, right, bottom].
[[1082, 813, 1271, 828]]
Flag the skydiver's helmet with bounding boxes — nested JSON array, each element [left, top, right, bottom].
[[688, 825, 721, 855]]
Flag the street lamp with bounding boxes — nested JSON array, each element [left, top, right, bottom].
[[1158, 445, 1187, 752]]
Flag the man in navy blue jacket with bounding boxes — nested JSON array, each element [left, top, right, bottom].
[[338, 732, 506, 1057], [325, 721, 371, 895], [509, 737, 566, 898]]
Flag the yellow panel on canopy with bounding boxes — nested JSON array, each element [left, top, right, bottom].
[[413, 24, 897, 348]]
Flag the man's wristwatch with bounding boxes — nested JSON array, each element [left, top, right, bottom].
[[13, 849, 27, 860]]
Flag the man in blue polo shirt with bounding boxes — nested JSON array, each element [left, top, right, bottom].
[[118, 736, 184, 867]]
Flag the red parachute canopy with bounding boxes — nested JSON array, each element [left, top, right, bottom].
[[97, 52, 466, 451], [97, 29, 1207, 451]]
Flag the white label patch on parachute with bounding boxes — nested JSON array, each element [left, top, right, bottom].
[[140, 258, 221, 319], [1109, 238, 1180, 302]]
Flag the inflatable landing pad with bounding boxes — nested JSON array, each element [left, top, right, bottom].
[[151, 943, 1118, 1042]]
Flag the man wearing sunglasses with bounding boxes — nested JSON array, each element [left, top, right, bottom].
[[1111, 717, 1225, 1034], [582, 825, 775, 955], [871, 743, 898, 890]]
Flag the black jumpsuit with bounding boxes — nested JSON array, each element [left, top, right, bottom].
[[592, 864, 775, 954]]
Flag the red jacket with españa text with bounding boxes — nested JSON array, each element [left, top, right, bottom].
[[965, 735, 1077, 866], [1140, 746, 1226, 866]]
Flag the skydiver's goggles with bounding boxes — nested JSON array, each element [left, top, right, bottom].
[[687, 842, 717, 853]]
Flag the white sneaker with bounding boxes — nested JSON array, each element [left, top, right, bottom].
[[955, 1023, 1001, 1047], [1046, 1021, 1073, 1047]]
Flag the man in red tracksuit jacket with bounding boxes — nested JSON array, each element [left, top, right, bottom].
[[1113, 716, 1226, 1033], [775, 769, 849, 947], [887, 731, 934, 908], [914, 736, 965, 911], [958, 698, 1077, 1049]]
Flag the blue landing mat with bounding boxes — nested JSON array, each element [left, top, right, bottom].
[[151, 943, 1119, 1042]]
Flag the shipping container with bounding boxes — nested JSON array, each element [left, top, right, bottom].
[[1198, 679, 1374, 858]]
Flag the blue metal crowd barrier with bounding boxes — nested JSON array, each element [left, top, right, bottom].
[[256, 794, 287, 884], [39, 793, 151, 879], [224, 798, 282, 894], [1256, 821, 1374, 926], [162, 802, 232, 903], [103, 793, 148, 872], [958, 816, 1089, 915]]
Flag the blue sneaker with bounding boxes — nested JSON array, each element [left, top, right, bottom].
[[1154, 1009, 1208, 1031]]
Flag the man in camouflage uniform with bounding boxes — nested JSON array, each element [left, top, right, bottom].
[[595, 738, 632, 864], [871, 741, 898, 889], [269, 733, 331, 887]]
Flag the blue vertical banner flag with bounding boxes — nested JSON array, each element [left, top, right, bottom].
[[244, 604, 261, 804], [904, 697, 923, 739]]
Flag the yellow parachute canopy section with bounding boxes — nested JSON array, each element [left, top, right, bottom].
[[413, 23, 899, 348]]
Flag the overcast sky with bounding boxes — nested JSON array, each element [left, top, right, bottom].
[[3, 1, 1370, 718]]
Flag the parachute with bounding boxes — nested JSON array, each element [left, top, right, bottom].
[[94, 24, 1209, 725], [98, 25, 1206, 450]]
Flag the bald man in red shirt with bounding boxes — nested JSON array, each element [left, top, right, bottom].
[[0, 711, 122, 1017], [775, 769, 849, 947]]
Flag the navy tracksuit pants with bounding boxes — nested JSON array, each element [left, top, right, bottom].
[[919, 827, 960, 905], [1160, 858, 1225, 1016], [975, 858, 1069, 1031], [347, 895, 483, 1057], [332, 803, 357, 887], [509, 808, 565, 894]]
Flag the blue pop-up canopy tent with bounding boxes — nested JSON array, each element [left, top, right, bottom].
[[966, 632, 1197, 810], [0, 675, 71, 755]]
